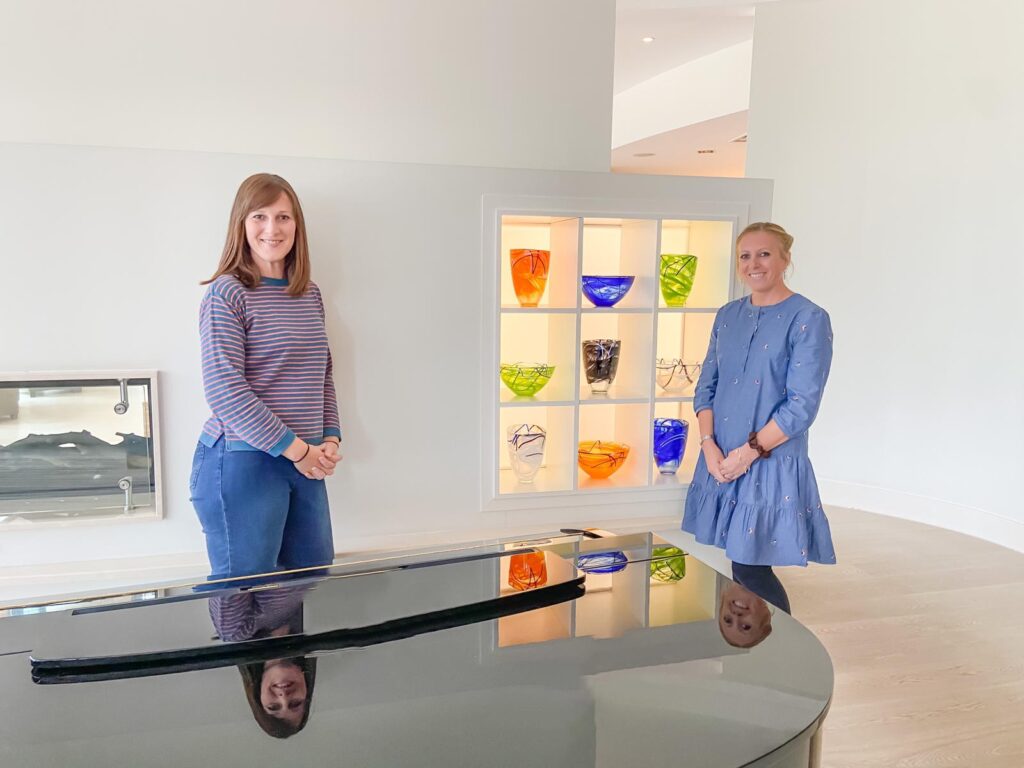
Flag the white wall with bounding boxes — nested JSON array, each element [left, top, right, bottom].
[[746, 0, 1024, 550], [0, 143, 771, 568], [1, 0, 615, 173], [0, 0, 614, 569]]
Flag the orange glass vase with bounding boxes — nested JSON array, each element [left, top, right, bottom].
[[508, 551, 548, 591], [510, 249, 550, 307]]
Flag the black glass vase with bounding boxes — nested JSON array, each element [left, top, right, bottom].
[[582, 339, 621, 394]]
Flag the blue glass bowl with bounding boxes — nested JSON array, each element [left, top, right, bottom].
[[577, 551, 629, 573], [581, 275, 636, 308]]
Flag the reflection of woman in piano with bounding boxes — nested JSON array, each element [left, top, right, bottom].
[[209, 586, 316, 738], [718, 580, 773, 649]]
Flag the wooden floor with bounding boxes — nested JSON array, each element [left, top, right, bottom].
[[782, 507, 1024, 767]]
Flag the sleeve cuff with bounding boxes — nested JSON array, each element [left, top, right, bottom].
[[323, 427, 342, 440], [267, 429, 297, 457]]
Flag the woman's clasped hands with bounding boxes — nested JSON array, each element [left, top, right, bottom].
[[703, 440, 757, 484], [288, 439, 342, 481]]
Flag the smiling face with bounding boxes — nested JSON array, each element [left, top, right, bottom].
[[737, 230, 790, 297], [244, 192, 296, 278], [260, 660, 308, 727], [718, 582, 773, 648]]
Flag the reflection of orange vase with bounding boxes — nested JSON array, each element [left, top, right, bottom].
[[510, 249, 550, 307], [508, 552, 548, 591]]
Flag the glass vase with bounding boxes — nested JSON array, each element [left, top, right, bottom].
[[659, 254, 698, 307], [506, 424, 546, 484], [508, 551, 548, 591], [582, 339, 620, 394], [510, 249, 550, 308], [653, 417, 688, 475]]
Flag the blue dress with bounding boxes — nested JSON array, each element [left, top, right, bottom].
[[682, 293, 836, 567]]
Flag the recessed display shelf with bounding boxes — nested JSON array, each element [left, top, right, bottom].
[[489, 205, 750, 505]]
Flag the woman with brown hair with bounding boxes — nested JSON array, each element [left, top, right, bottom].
[[210, 587, 317, 738], [189, 173, 341, 580]]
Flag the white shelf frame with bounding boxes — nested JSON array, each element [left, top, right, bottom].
[[481, 193, 754, 513]]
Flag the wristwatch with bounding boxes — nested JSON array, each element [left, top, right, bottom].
[[699, 434, 715, 445]]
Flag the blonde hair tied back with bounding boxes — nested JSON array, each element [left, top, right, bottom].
[[736, 222, 794, 264]]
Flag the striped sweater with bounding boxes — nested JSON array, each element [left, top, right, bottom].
[[209, 586, 307, 642], [199, 275, 341, 455]]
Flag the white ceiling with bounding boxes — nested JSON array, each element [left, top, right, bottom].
[[614, 2, 755, 93], [613, 0, 780, 175], [611, 110, 748, 177]]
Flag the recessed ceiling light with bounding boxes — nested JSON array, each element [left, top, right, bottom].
[[633, 152, 655, 158], [697, 149, 715, 154], [641, 36, 655, 43]]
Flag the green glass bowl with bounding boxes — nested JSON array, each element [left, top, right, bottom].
[[499, 363, 555, 397], [650, 545, 687, 582], [660, 254, 698, 307]]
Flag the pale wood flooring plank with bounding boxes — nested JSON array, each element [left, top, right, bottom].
[[779, 506, 1024, 768]]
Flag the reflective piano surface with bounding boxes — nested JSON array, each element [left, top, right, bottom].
[[0, 532, 832, 767]]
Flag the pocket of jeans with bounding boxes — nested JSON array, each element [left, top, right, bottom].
[[188, 443, 206, 493]]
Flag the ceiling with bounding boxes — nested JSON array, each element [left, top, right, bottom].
[[614, 3, 755, 93], [613, 0, 779, 175], [611, 110, 748, 177]]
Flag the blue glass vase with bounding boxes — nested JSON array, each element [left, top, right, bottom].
[[653, 418, 689, 475]]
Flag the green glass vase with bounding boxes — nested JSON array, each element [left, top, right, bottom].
[[660, 254, 698, 307]]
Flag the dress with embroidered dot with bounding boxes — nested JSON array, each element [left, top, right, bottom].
[[682, 293, 836, 568]]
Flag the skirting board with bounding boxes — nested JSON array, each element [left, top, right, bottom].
[[819, 478, 1024, 555]]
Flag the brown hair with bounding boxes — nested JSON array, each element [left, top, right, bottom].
[[203, 174, 311, 296], [736, 222, 794, 265], [239, 656, 317, 738]]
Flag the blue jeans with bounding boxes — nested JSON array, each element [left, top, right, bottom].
[[189, 437, 334, 580]]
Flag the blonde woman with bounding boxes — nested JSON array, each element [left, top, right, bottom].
[[683, 222, 835, 613]]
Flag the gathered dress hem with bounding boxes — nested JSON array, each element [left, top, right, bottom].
[[683, 472, 836, 567]]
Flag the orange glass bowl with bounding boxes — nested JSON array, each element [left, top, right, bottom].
[[509, 249, 550, 307], [577, 440, 630, 480]]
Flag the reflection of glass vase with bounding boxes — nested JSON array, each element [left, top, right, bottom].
[[508, 551, 548, 591], [506, 424, 546, 484], [653, 418, 689, 475], [582, 339, 620, 394], [650, 545, 686, 582], [510, 249, 550, 307], [655, 359, 702, 394], [577, 551, 628, 573], [660, 254, 698, 307]]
